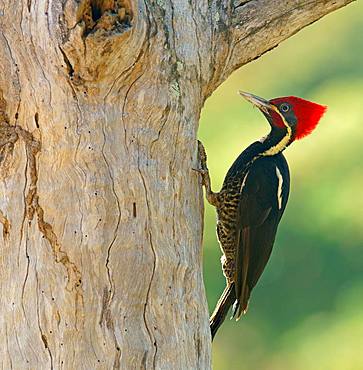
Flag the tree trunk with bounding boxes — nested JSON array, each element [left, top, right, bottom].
[[0, 0, 354, 368]]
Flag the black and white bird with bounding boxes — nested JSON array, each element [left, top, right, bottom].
[[197, 91, 327, 339]]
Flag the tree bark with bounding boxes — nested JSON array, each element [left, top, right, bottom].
[[0, 0, 354, 369]]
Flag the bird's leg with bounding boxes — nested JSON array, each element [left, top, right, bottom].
[[194, 140, 219, 207]]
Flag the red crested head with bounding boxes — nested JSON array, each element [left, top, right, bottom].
[[269, 96, 327, 140]]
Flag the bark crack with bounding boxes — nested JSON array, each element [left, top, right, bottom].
[[0, 32, 21, 123], [98, 102, 122, 364], [99, 288, 121, 367], [137, 145, 157, 369], [16, 126, 85, 328], [103, 36, 148, 102], [59, 46, 75, 78], [149, 103, 170, 155], [100, 113, 121, 313], [20, 236, 30, 324], [121, 72, 144, 153], [36, 268, 54, 369], [233, 0, 252, 11]]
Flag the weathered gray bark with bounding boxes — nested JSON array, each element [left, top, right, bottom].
[[0, 0, 354, 369]]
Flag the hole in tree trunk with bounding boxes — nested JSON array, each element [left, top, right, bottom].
[[34, 112, 39, 128], [91, 2, 102, 21]]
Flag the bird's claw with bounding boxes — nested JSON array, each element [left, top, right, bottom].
[[192, 167, 209, 187], [197, 140, 208, 170], [192, 167, 208, 175], [194, 140, 211, 187]]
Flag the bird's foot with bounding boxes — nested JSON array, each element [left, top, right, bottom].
[[197, 140, 208, 171], [191, 167, 209, 186], [194, 140, 219, 207], [193, 140, 210, 187]]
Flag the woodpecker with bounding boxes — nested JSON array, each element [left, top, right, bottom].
[[197, 91, 327, 340]]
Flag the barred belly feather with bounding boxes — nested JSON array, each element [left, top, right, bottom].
[[216, 170, 248, 282]]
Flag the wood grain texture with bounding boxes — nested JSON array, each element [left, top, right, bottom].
[[0, 0, 354, 368]]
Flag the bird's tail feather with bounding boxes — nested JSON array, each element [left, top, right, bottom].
[[232, 285, 250, 320], [210, 283, 236, 340]]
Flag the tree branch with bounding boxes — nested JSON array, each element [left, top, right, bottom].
[[209, 0, 355, 94]]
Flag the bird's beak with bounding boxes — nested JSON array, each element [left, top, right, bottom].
[[238, 91, 276, 115]]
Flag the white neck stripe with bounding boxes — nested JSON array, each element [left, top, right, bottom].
[[261, 111, 292, 156]]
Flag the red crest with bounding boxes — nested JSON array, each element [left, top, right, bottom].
[[270, 96, 327, 140]]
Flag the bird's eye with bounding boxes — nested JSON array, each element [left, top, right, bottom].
[[280, 103, 290, 113]]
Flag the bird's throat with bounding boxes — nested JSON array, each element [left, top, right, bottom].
[[260, 126, 292, 156]]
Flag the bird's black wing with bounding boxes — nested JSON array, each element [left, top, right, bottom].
[[233, 155, 289, 319]]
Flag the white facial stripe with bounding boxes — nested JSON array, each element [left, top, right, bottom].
[[274, 106, 290, 128], [275, 166, 283, 210]]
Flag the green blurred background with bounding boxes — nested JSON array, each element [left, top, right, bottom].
[[199, 2, 363, 369]]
